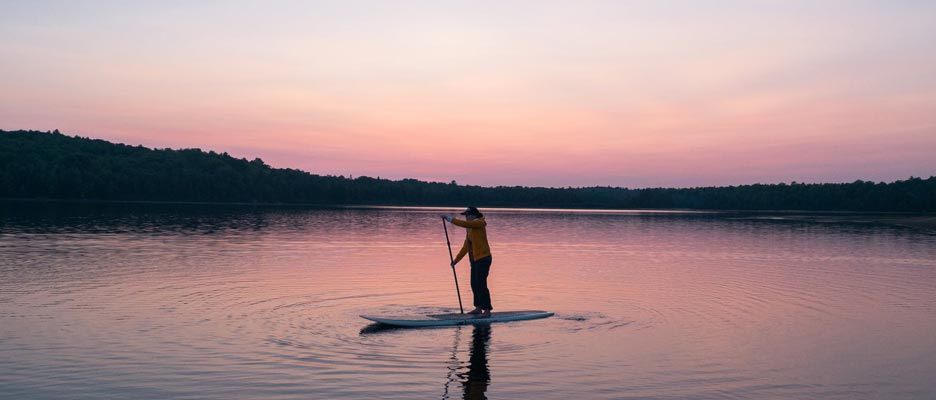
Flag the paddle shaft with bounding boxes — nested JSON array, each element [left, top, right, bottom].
[[442, 217, 465, 314]]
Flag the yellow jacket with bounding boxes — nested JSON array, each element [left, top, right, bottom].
[[452, 217, 492, 263]]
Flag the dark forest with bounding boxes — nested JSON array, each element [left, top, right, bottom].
[[2, 129, 934, 211]]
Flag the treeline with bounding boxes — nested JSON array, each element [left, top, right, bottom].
[[2, 129, 935, 211]]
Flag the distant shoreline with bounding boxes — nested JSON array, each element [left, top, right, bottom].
[[4, 130, 936, 213], [0, 197, 712, 213], [4, 197, 934, 232]]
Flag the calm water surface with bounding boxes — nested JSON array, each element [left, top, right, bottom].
[[2, 204, 935, 399]]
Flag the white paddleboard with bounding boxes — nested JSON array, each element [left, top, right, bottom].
[[361, 310, 553, 327]]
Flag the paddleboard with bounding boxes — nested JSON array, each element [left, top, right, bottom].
[[361, 310, 553, 327]]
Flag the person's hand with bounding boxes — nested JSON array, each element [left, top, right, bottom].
[[440, 215, 453, 222], [450, 261, 457, 267]]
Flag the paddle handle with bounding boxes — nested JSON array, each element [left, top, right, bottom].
[[442, 217, 464, 314]]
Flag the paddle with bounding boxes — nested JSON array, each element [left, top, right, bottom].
[[442, 217, 465, 314]]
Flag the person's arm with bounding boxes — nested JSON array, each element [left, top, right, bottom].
[[452, 239, 469, 264], [451, 218, 486, 228]]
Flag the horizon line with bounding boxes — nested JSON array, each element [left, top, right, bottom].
[[5, 128, 934, 191]]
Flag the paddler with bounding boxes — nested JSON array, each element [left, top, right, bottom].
[[442, 206, 493, 318]]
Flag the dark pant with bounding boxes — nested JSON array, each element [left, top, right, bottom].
[[470, 256, 493, 310]]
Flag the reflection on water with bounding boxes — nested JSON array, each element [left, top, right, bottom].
[[1, 201, 936, 399], [442, 325, 492, 400], [363, 323, 492, 400], [464, 325, 492, 400]]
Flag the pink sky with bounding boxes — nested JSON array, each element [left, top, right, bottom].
[[2, 1, 935, 187]]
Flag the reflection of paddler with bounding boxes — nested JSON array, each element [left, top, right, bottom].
[[463, 324, 491, 400], [442, 206, 493, 318]]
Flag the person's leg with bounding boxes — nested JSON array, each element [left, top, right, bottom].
[[468, 259, 483, 314], [475, 257, 492, 314]]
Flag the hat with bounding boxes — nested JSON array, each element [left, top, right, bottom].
[[459, 206, 483, 218]]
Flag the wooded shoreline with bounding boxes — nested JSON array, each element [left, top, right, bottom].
[[3, 129, 935, 213]]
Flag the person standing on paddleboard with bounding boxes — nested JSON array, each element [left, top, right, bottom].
[[443, 207, 493, 318]]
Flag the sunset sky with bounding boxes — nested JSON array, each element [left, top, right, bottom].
[[2, 1, 935, 188]]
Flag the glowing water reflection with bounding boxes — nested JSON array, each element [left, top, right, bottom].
[[1, 203, 935, 399]]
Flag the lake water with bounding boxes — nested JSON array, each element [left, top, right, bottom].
[[2, 203, 935, 399]]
